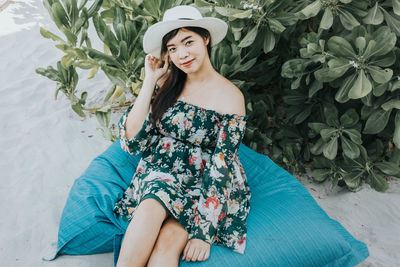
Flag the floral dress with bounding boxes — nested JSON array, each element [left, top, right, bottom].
[[113, 84, 251, 254]]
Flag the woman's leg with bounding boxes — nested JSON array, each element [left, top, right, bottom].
[[147, 216, 189, 267], [116, 198, 169, 267]]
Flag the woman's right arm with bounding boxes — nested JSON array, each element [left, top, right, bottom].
[[124, 77, 157, 140], [124, 54, 169, 140]]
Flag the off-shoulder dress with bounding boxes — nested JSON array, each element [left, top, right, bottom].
[[113, 84, 251, 254]]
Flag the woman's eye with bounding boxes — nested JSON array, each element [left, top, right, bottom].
[[186, 40, 193, 45], [169, 47, 175, 52]]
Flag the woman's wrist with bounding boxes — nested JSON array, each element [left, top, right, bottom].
[[143, 76, 158, 85]]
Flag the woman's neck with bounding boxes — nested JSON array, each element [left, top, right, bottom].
[[185, 57, 217, 85]]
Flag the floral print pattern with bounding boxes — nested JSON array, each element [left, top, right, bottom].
[[113, 84, 251, 254]]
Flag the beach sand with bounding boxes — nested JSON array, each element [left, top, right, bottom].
[[0, 1, 399, 266]]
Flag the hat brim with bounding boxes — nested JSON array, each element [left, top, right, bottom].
[[143, 17, 228, 59]]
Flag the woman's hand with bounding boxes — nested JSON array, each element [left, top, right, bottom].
[[182, 238, 210, 262], [144, 54, 169, 82]]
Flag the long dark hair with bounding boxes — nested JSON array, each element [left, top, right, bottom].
[[149, 26, 212, 127]]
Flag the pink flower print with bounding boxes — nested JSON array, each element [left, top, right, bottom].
[[220, 131, 227, 142], [194, 213, 201, 225], [218, 211, 226, 221], [189, 155, 196, 166], [237, 236, 246, 245], [161, 141, 171, 150], [200, 159, 206, 171], [205, 196, 220, 210]]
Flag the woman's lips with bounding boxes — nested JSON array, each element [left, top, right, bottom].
[[182, 59, 194, 67]]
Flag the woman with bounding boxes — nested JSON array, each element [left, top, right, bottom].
[[114, 5, 251, 267]]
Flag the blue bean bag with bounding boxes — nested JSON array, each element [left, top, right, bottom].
[[42, 139, 369, 266]]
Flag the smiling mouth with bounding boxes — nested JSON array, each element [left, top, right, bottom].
[[182, 59, 194, 66]]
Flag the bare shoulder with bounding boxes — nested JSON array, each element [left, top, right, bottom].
[[216, 79, 246, 117]]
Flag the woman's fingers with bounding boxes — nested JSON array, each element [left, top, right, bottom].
[[191, 247, 202, 262], [198, 247, 207, 261], [182, 242, 190, 261], [185, 245, 195, 261]]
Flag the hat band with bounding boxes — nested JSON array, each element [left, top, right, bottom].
[[177, 18, 194, 20]]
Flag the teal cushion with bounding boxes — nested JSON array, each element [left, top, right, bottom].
[[43, 140, 369, 266]]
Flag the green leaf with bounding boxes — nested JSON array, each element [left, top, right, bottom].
[[324, 103, 340, 127], [85, 47, 123, 68], [365, 65, 393, 84], [391, 81, 400, 92], [309, 79, 323, 97], [232, 9, 252, 19], [394, 0, 400, 16], [297, 1, 322, 19], [268, 18, 286, 33], [39, 27, 65, 42], [314, 67, 340, 82], [310, 137, 324, 155], [373, 83, 388, 97], [281, 59, 307, 78], [308, 122, 329, 133], [348, 69, 372, 99], [327, 36, 356, 58], [367, 172, 388, 192], [293, 105, 312, 124], [342, 171, 362, 189], [263, 28, 275, 54], [341, 135, 360, 159], [312, 169, 331, 182], [370, 26, 397, 58], [35, 66, 60, 82], [215, 6, 245, 17], [321, 128, 337, 141], [57, 61, 68, 83], [362, 39, 376, 59], [363, 108, 391, 134], [87, 0, 103, 17], [327, 58, 351, 78], [394, 110, 400, 149], [338, 9, 360, 30], [381, 99, 400, 111], [374, 161, 400, 177], [382, 8, 400, 36], [340, 108, 359, 127], [335, 74, 357, 103], [51, 2, 70, 28], [343, 128, 362, 144], [60, 25, 77, 46], [238, 25, 259, 47], [373, 51, 396, 67], [101, 65, 127, 87], [71, 103, 86, 118], [355, 37, 366, 54], [320, 8, 333, 29], [363, 2, 384, 25], [323, 137, 338, 160], [61, 53, 74, 68]]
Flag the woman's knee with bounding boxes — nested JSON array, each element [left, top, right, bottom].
[[136, 198, 169, 221], [154, 218, 188, 253]]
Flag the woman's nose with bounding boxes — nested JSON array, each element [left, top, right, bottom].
[[178, 46, 189, 58]]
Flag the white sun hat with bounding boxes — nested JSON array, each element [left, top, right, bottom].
[[142, 5, 228, 59]]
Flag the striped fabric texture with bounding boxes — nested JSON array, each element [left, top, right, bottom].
[[43, 140, 369, 267]]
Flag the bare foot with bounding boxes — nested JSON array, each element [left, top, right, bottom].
[[182, 238, 210, 262]]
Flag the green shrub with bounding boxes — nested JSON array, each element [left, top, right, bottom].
[[37, 0, 400, 192]]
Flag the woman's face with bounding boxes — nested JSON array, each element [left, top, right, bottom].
[[166, 28, 210, 74]]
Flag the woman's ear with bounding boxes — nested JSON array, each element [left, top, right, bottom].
[[204, 35, 210, 46]]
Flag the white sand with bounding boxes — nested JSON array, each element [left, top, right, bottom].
[[0, 1, 399, 266]]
